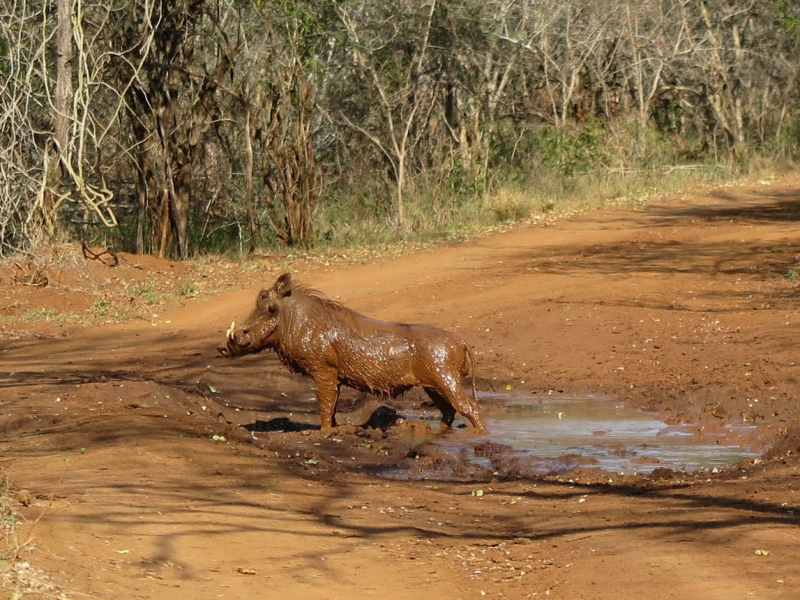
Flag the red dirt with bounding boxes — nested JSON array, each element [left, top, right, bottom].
[[3, 175, 800, 599]]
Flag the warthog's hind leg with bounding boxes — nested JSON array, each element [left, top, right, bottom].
[[423, 388, 457, 432], [426, 384, 487, 434]]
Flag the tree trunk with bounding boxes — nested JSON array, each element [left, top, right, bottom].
[[169, 144, 192, 259], [158, 189, 171, 258], [54, 0, 72, 161], [396, 155, 407, 232], [40, 0, 74, 236], [244, 106, 258, 252]]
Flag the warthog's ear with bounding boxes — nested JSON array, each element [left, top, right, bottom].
[[274, 272, 293, 298]]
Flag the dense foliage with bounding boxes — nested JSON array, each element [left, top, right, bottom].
[[2, 0, 799, 257]]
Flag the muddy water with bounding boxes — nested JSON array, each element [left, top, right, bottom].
[[399, 394, 760, 478]]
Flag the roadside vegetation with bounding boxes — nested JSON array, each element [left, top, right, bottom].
[[0, 475, 67, 599], [1, 1, 799, 259]]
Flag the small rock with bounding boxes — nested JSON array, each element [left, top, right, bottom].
[[17, 489, 32, 506]]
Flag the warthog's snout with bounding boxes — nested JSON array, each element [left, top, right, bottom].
[[218, 321, 249, 358]]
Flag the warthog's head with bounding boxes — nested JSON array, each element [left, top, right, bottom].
[[218, 273, 293, 359]]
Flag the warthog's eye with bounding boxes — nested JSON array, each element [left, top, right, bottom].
[[268, 300, 279, 314], [259, 290, 269, 301]]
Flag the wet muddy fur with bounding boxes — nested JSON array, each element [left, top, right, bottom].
[[219, 273, 487, 434]]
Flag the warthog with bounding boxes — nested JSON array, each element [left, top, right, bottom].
[[218, 273, 487, 434]]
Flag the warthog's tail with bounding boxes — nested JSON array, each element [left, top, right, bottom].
[[466, 344, 478, 406], [463, 343, 488, 434]]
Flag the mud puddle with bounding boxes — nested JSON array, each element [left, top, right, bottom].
[[380, 395, 761, 481]]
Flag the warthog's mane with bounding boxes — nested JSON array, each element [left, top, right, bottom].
[[291, 282, 362, 324]]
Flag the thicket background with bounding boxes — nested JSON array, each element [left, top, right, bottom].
[[2, 0, 799, 258]]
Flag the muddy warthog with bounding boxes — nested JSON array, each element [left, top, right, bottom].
[[218, 273, 487, 434]]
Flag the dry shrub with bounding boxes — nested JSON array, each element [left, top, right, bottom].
[[0, 244, 84, 288], [0, 473, 70, 599]]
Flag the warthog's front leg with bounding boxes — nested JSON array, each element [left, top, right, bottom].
[[313, 372, 340, 433]]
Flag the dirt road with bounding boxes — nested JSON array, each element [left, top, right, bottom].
[[2, 176, 800, 599]]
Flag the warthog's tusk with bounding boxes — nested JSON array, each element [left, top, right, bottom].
[[226, 321, 235, 339]]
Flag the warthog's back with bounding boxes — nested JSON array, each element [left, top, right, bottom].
[[322, 315, 471, 396]]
